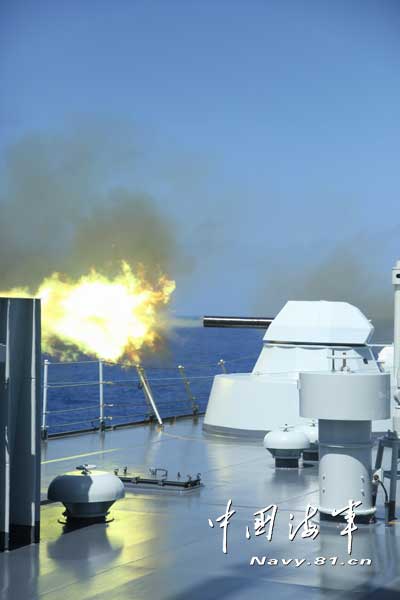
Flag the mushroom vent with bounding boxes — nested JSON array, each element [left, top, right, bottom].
[[263, 426, 310, 468], [48, 464, 125, 520]]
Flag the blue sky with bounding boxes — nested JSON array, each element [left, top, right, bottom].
[[1, 1, 400, 317]]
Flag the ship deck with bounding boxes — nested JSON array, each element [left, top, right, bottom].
[[2, 416, 400, 600]]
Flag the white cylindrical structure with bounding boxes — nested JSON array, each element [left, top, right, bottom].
[[393, 261, 400, 388], [392, 261, 400, 433], [318, 420, 373, 516], [299, 371, 390, 519]]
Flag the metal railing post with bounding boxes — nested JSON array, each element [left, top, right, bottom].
[[218, 358, 227, 374], [41, 359, 49, 440], [99, 359, 106, 431], [178, 365, 199, 415], [135, 364, 163, 426]]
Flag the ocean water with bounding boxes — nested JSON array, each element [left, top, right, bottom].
[[44, 326, 264, 435]]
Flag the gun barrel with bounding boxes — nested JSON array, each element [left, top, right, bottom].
[[203, 316, 274, 329]]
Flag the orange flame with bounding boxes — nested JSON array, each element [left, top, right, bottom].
[[1, 261, 175, 363]]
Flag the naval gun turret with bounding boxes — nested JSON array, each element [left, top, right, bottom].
[[202, 300, 391, 438]]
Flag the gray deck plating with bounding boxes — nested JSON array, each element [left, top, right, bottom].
[[1, 417, 400, 599]]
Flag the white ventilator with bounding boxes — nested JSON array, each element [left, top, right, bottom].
[[48, 464, 125, 520], [263, 426, 310, 468], [299, 371, 390, 518]]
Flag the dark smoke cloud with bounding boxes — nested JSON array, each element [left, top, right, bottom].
[[254, 234, 398, 339], [0, 122, 183, 288]]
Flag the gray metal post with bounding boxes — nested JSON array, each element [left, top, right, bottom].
[[41, 359, 49, 440], [388, 439, 399, 521], [0, 298, 41, 551], [99, 359, 105, 431], [331, 349, 335, 372], [135, 364, 163, 426], [178, 365, 199, 415], [374, 439, 384, 471], [372, 435, 399, 522]]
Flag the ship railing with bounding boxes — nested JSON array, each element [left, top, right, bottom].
[[40, 354, 258, 439], [41, 343, 392, 439]]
